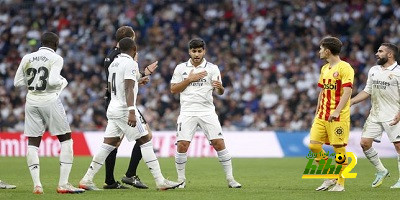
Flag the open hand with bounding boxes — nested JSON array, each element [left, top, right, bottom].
[[187, 69, 207, 82]]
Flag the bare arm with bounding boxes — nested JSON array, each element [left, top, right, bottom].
[[350, 91, 370, 106], [170, 70, 207, 94], [328, 87, 352, 122], [125, 79, 136, 127], [212, 76, 224, 95], [315, 90, 323, 116]]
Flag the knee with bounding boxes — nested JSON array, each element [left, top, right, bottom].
[[137, 134, 151, 145], [211, 139, 226, 151], [360, 140, 372, 151], [394, 142, 400, 153], [103, 137, 120, 147], [177, 141, 190, 153], [309, 143, 322, 153]]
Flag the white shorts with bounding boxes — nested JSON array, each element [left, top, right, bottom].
[[105, 113, 148, 142], [176, 113, 223, 142], [362, 118, 400, 143], [24, 98, 71, 137]]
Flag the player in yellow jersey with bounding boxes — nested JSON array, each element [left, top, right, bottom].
[[310, 37, 354, 192]]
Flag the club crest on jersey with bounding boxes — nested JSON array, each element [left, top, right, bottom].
[[333, 71, 339, 78], [389, 74, 394, 80]]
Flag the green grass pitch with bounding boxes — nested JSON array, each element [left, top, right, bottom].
[[0, 157, 399, 199]]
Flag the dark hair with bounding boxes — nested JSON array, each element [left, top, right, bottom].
[[381, 43, 399, 60], [188, 38, 206, 50], [119, 37, 136, 53], [320, 36, 342, 55], [41, 32, 59, 49], [116, 26, 135, 42]]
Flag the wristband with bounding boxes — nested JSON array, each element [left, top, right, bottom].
[[146, 66, 154, 75], [128, 106, 135, 111]]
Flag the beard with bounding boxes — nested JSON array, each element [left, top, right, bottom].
[[377, 57, 388, 65]]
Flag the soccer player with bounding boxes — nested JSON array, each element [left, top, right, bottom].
[[0, 180, 16, 189], [170, 38, 241, 188], [309, 36, 354, 192], [351, 43, 400, 189], [14, 32, 84, 194], [79, 38, 183, 191], [102, 26, 157, 189]]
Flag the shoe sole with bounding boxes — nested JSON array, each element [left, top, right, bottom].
[[57, 189, 85, 194], [228, 185, 242, 188], [157, 181, 185, 191], [315, 185, 334, 191], [372, 172, 390, 188], [79, 184, 101, 191]]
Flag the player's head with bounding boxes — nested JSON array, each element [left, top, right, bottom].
[[319, 36, 342, 59], [41, 32, 59, 51], [119, 37, 137, 58], [188, 38, 206, 64], [116, 26, 135, 42], [376, 43, 398, 65]]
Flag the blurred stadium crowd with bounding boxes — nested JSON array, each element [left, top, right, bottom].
[[0, 0, 398, 132]]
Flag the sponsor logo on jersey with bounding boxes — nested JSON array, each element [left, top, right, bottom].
[[323, 83, 337, 90], [372, 80, 390, 89]]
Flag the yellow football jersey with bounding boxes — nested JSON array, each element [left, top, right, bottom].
[[317, 61, 354, 122]]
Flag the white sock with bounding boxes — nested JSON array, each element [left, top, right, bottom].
[[175, 152, 187, 181], [140, 141, 164, 184], [217, 149, 234, 180], [397, 154, 400, 181], [82, 143, 115, 181], [59, 139, 73, 186], [364, 147, 386, 172], [27, 145, 42, 187]]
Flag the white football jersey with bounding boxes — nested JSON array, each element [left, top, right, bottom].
[[364, 62, 400, 122], [107, 53, 140, 118], [171, 58, 222, 116], [14, 47, 67, 106]]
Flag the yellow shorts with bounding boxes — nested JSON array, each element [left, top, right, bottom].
[[310, 117, 349, 146]]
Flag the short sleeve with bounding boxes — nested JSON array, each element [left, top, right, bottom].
[[317, 66, 324, 88], [170, 66, 182, 84], [124, 61, 138, 81], [363, 67, 373, 94], [211, 65, 222, 82], [341, 64, 354, 88]]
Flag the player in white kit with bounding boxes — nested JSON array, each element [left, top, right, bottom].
[[351, 43, 400, 188], [14, 32, 84, 194], [79, 38, 183, 190], [170, 38, 241, 188]]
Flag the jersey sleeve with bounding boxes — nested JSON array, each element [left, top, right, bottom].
[[211, 65, 222, 82], [14, 56, 27, 87], [317, 66, 325, 88], [48, 56, 64, 86], [170, 66, 182, 84], [363, 67, 373, 94], [124, 61, 138, 81], [341, 64, 354, 88]]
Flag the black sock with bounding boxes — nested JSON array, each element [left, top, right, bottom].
[[105, 148, 118, 185], [125, 142, 142, 177]]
